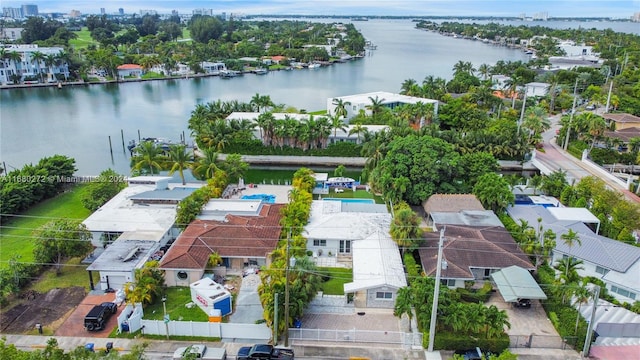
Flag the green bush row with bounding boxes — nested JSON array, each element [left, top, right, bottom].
[[430, 331, 510, 353], [223, 140, 363, 157]]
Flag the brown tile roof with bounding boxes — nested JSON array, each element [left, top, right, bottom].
[[603, 113, 640, 124], [604, 127, 640, 142], [423, 194, 484, 214], [160, 204, 284, 270], [419, 225, 534, 279]]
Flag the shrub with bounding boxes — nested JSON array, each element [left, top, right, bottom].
[[431, 331, 510, 353]]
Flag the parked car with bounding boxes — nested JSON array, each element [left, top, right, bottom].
[[84, 302, 117, 331], [237, 344, 294, 360], [514, 298, 532, 308], [586, 104, 596, 110], [173, 344, 226, 359]]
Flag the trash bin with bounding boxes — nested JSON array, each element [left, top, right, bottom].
[[85, 343, 95, 352], [294, 319, 302, 328], [105, 342, 113, 354], [121, 321, 130, 332]]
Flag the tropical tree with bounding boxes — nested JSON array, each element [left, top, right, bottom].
[[193, 147, 220, 180], [330, 114, 347, 142], [250, 93, 275, 113], [124, 262, 165, 307], [32, 219, 93, 274], [484, 304, 511, 338], [389, 203, 423, 255], [332, 98, 351, 119], [572, 280, 592, 335], [167, 144, 193, 185], [473, 172, 515, 213], [560, 229, 582, 277], [348, 123, 368, 144], [220, 153, 248, 183], [477, 63, 492, 80], [400, 78, 420, 96], [30, 51, 46, 82], [133, 141, 164, 175], [44, 54, 58, 82], [366, 96, 386, 118]]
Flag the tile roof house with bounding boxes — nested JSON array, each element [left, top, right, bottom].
[[507, 205, 640, 303], [419, 225, 534, 289], [422, 194, 485, 228], [602, 113, 640, 131], [159, 203, 283, 286], [117, 64, 143, 78]]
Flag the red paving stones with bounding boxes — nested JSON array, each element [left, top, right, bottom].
[[55, 293, 124, 338]]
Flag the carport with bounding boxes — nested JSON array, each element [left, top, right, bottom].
[[490, 266, 547, 303]]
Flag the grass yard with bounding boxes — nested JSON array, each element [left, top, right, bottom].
[[244, 168, 362, 186], [27, 257, 90, 292], [322, 189, 384, 204], [143, 287, 209, 322], [69, 27, 97, 49], [318, 267, 352, 295], [0, 184, 91, 268]]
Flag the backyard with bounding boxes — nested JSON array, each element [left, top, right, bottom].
[[0, 184, 90, 267], [318, 267, 353, 295]]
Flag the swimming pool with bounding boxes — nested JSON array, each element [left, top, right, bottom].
[[323, 198, 375, 204]]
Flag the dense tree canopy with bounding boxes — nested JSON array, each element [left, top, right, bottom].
[[189, 15, 224, 43]]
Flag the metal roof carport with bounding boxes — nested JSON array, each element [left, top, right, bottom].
[[490, 266, 547, 302]]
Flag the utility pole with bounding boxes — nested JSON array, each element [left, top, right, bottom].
[[604, 81, 613, 114], [274, 293, 279, 345], [427, 228, 445, 352], [283, 229, 292, 347], [563, 78, 579, 150], [582, 285, 600, 358], [517, 86, 528, 135]]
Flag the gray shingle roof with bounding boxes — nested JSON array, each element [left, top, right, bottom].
[[507, 205, 640, 273]]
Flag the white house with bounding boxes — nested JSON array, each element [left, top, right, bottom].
[[326, 91, 439, 123], [304, 200, 406, 308], [117, 64, 143, 78], [1, 27, 23, 41], [0, 44, 69, 85], [507, 205, 640, 303], [524, 82, 550, 97], [224, 112, 388, 145], [200, 61, 226, 75]]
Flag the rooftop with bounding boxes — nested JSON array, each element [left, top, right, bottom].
[[198, 199, 264, 221], [423, 194, 484, 214], [602, 113, 640, 124], [330, 91, 438, 106], [430, 210, 504, 227], [87, 240, 158, 272]]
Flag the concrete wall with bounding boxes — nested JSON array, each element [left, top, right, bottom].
[[139, 320, 271, 340]]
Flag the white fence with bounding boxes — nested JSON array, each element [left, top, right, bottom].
[[139, 319, 270, 340], [288, 328, 422, 349]]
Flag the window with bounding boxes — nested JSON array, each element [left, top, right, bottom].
[[313, 239, 326, 247], [376, 292, 393, 300], [177, 271, 188, 280], [441, 279, 456, 286], [595, 266, 609, 276], [339, 240, 351, 254], [611, 285, 636, 300]]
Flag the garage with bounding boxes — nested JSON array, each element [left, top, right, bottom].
[[87, 240, 159, 291]]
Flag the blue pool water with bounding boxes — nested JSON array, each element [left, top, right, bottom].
[[323, 198, 375, 204], [242, 194, 276, 203]]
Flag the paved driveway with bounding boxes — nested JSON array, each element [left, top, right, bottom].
[[229, 273, 264, 324], [55, 292, 124, 338]]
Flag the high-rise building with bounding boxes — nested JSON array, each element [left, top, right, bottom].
[[633, 12, 640, 22], [100, 8, 105, 15], [21, 4, 38, 17], [69, 10, 81, 18], [140, 9, 157, 16], [118, 8, 124, 15], [3, 7, 23, 19]]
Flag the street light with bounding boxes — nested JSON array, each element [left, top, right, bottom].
[[162, 295, 169, 340]]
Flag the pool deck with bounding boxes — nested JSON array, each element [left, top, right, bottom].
[[230, 184, 292, 204]]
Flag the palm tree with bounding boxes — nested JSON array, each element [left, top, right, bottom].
[[30, 51, 46, 83], [331, 98, 351, 119], [348, 123, 368, 144], [452, 60, 475, 77], [167, 144, 193, 185], [572, 280, 592, 335], [256, 112, 276, 145], [477, 63, 492, 81], [133, 141, 164, 175], [44, 54, 58, 83], [366, 96, 386, 118], [560, 229, 582, 277], [193, 148, 220, 180], [389, 206, 423, 255], [400, 78, 419, 96], [6, 51, 22, 83], [329, 114, 347, 143], [250, 93, 274, 113]]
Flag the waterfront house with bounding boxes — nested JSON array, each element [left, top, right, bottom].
[[327, 91, 439, 123], [507, 205, 640, 303], [200, 61, 226, 75], [159, 201, 284, 286], [304, 200, 406, 308], [117, 64, 143, 78], [0, 44, 69, 85], [524, 82, 550, 97]]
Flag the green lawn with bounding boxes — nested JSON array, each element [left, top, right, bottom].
[[143, 287, 209, 322], [69, 27, 97, 49], [318, 267, 352, 295], [27, 257, 90, 292], [244, 168, 363, 186], [181, 28, 191, 41], [321, 189, 384, 204], [0, 184, 91, 268]]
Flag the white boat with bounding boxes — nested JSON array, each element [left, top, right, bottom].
[[220, 70, 240, 78], [253, 68, 268, 75], [308, 63, 321, 69]]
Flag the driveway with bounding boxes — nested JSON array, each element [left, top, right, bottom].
[[55, 292, 124, 338], [228, 273, 264, 324]]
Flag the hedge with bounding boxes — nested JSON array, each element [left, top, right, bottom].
[[429, 331, 510, 353]]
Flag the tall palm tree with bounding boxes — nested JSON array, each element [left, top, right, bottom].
[[331, 98, 351, 119], [193, 148, 220, 180], [400, 78, 419, 96], [256, 112, 276, 145], [44, 54, 58, 83], [6, 51, 22, 83], [330, 114, 347, 143], [572, 280, 592, 335], [30, 51, 46, 83], [167, 144, 193, 185], [560, 229, 582, 277], [348, 123, 368, 144], [452, 60, 475, 77], [389, 206, 423, 256], [477, 63, 492, 81], [366, 96, 386, 118], [133, 141, 164, 175]]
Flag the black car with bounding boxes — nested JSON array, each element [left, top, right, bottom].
[[454, 347, 484, 360], [100, 302, 118, 315], [514, 298, 532, 308]]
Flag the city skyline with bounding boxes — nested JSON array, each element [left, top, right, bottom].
[[2, 0, 639, 18]]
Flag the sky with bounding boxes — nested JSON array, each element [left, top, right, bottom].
[[4, 0, 640, 18]]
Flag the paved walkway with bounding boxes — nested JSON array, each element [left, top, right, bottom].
[[228, 273, 264, 324]]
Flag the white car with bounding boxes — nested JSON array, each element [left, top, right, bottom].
[[335, 188, 344, 193]]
